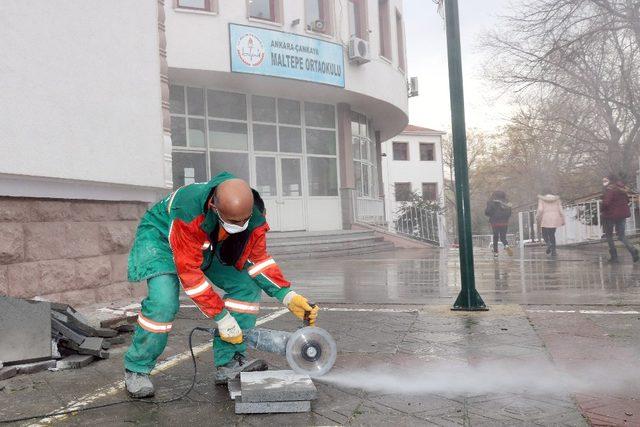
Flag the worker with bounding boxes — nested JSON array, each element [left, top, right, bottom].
[[123, 172, 319, 398]]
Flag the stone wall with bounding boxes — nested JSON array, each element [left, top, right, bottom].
[[0, 197, 149, 307]]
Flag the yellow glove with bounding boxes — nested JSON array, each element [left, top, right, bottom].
[[215, 311, 243, 344], [283, 291, 319, 326]]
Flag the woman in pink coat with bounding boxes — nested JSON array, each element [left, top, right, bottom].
[[536, 189, 565, 257]]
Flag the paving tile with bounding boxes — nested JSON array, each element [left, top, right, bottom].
[[240, 370, 317, 403], [0, 296, 51, 363], [234, 397, 311, 414]]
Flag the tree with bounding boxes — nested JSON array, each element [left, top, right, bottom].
[[483, 0, 640, 181]]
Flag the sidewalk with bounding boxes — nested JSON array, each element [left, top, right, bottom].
[[1, 246, 639, 425]]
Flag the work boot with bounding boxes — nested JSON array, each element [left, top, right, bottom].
[[493, 252, 499, 259], [545, 246, 551, 255], [632, 249, 639, 263], [125, 369, 155, 398], [505, 245, 513, 256], [215, 353, 268, 385]]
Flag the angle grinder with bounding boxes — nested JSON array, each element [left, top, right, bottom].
[[243, 305, 337, 377]]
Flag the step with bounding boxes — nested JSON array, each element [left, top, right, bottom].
[[276, 241, 394, 260], [268, 237, 385, 255], [268, 233, 380, 248], [267, 230, 374, 241]]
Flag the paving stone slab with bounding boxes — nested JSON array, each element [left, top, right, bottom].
[[15, 359, 56, 374], [234, 397, 311, 414], [79, 337, 104, 355], [228, 378, 241, 400], [56, 355, 95, 370], [240, 370, 317, 403], [0, 296, 51, 363], [51, 318, 86, 345], [0, 366, 17, 380]]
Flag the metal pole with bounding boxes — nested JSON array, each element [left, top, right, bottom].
[[445, 0, 487, 311]]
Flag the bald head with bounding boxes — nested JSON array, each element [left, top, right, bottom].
[[212, 179, 254, 224]]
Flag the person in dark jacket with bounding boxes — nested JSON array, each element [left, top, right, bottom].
[[601, 174, 639, 263], [485, 190, 513, 258]]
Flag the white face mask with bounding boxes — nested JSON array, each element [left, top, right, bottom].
[[219, 217, 249, 234], [213, 207, 250, 234]]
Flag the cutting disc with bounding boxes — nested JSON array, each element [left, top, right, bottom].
[[285, 326, 337, 377]]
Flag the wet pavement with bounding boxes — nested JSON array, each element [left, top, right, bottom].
[[285, 242, 640, 306], [1, 243, 639, 426]]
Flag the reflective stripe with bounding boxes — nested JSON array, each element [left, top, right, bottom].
[[259, 271, 282, 289], [137, 314, 172, 333], [224, 299, 260, 314], [166, 188, 180, 213], [248, 258, 276, 277], [184, 280, 211, 297]]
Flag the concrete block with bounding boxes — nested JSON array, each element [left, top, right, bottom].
[[5, 262, 40, 298], [234, 398, 311, 414], [75, 256, 112, 289], [56, 355, 94, 370], [0, 296, 51, 363], [32, 200, 73, 222], [79, 337, 105, 356], [23, 222, 69, 261], [240, 370, 317, 403], [228, 378, 241, 400], [0, 198, 34, 222], [117, 203, 145, 220], [0, 366, 17, 380], [39, 260, 78, 293], [0, 223, 24, 264], [70, 201, 119, 222], [15, 359, 56, 374], [98, 222, 136, 254], [110, 254, 129, 282], [106, 335, 125, 346], [51, 318, 86, 345]]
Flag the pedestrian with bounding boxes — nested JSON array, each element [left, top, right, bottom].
[[123, 172, 319, 398], [485, 190, 513, 258], [535, 189, 565, 257], [601, 174, 639, 263]]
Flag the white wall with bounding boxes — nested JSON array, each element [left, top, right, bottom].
[[164, 0, 408, 140], [0, 1, 167, 199], [381, 131, 445, 218]]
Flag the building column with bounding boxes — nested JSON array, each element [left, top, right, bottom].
[[337, 103, 355, 229]]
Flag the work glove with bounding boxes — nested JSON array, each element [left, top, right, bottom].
[[215, 310, 243, 344], [282, 291, 319, 326]]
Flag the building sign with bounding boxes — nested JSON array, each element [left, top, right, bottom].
[[229, 24, 345, 88]]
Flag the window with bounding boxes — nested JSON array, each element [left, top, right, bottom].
[[352, 112, 376, 197], [420, 143, 435, 161], [395, 183, 412, 202], [248, 0, 281, 23], [306, 0, 333, 35], [422, 183, 438, 201], [392, 142, 408, 160], [348, 0, 367, 39], [170, 85, 250, 189], [378, 0, 391, 59], [176, 0, 217, 12], [305, 102, 338, 196], [396, 9, 406, 71]]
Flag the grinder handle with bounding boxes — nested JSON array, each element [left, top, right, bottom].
[[304, 302, 317, 326]]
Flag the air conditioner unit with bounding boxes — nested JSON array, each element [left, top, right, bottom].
[[348, 36, 371, 64], [310, 19, 326, 32], [408, 76, 419, 97]]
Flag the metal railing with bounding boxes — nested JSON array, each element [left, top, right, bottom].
[[354, 196, 386, 226], [517, 197, 639, 249], [390, 205, 446, 246]]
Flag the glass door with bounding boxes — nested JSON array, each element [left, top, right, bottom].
[[278, 156, 305, 231]]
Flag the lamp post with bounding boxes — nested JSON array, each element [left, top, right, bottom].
[[443, 0, 488, 311]]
